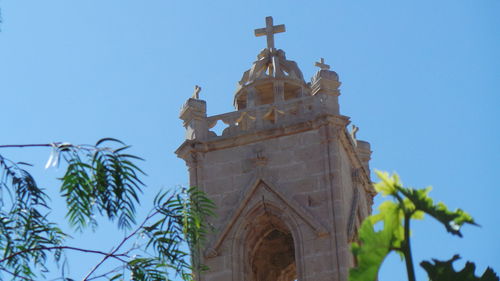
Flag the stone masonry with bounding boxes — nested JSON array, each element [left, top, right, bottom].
[[176, 16, 374, 281]]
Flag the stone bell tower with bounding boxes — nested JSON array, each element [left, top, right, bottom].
[[176, 17, 374, 281]]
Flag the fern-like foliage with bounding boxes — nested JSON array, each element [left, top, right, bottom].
[[0, 139, 214, 280], [136, 187, 214, 281], [0, 155, 66, 280], [60, 138, 145, 231]]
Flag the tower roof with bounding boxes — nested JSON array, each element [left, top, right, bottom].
[[234, 17, 307, 110]]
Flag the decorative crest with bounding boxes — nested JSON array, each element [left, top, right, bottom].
[[254, 16, 285, 50], [315, 58, 330, 70]]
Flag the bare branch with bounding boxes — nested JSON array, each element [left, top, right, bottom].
[[0, 144, 53, 148], [0, 246, 128, 264], [82, 210, 159, 281], [0, 267, 34, 280], [85, 265, 127, 281]]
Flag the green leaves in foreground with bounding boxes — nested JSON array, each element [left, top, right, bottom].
[[421, 255, 499, 281], [349, 171, 494, 281], [350, 200, 404, 281], [109, 187, 215, 281], [374, 171, 476, 236], [0, 154, 66, 279], [1, 139, 215, 280], [60, 138, 145, 231]]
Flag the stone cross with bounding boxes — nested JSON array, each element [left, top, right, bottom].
[[192, 85, 201, 99], [254, 16, 285, 50], [315, 58, 330, 70]]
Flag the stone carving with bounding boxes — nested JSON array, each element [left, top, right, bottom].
[[191, 85, 201, 99], [205, 178, 329, 258], [263, 106, 285, 123], [254, 16, 285, 50], [235, 111, 256, 130], [350, 124, 359, 145], [315, 57, 330, 70], [252, 147, 268, 166], [238, 49, 305, 87]]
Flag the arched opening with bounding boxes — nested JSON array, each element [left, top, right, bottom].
[[245, 209, 298, 281], [251, 229, 297, 281]]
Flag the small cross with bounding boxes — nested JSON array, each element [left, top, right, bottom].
[[254, 16, 285, 50], [315, 58, 330, 70], [350, 125, 359, 142], [192, 85, 201, 99]]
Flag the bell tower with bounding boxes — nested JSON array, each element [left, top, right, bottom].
[[176, 16, 374, 281]]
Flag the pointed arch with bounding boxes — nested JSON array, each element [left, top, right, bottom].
[[231, 199, 305, 281], [205, 178, 328, 259]]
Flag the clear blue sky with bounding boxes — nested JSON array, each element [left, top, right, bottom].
[[0, 0, 499, 280]]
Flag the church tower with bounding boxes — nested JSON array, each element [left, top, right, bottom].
[[176, 17, 374, 281]]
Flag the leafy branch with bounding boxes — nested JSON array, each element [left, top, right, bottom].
[[0, 153, 66, 279], [0, 138, 215, 280], [349, 171, 498, 281]]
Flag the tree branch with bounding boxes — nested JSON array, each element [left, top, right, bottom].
[[0, 246, 128, 264], [403, 214, 416, 281], [0, 267, 34, 280], [81, 210, 159, 281], [0, 144, 53, 148], [85, 265, 126, 281]]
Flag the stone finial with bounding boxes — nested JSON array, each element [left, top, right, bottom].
[[315, 58, 330, 70], [180, 98, 208, 140], [310, 57, 340, 99], [254, 16, 285, 50], [191, 85, 202, 99], [350, 124, 359, 140]]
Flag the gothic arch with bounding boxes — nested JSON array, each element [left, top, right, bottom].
[[231, 200, 306, 281]]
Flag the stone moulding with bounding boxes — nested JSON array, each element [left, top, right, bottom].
[[205, 177, 329, 258], [338, 129, 375, 199], [347, 187, 360, 242]]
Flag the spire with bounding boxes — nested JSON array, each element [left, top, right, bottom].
[[254, 16, 286, 50]]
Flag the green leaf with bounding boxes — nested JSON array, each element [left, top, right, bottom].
[[421, 255, 499, 281], [398, 186, 476, 237], [349, 201, 404, 281], [59, 139, 145, 231], [109, 273, 123, 280], [96, 137, 125, 146], [373, 170, 400, 196]]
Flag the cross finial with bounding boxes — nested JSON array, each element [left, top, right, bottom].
[[191, 85, 201, 99], [315, 58, 330, 70], [350, 124, 359, 141], [254, 16, 286, 50]]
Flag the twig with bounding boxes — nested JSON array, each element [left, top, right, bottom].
[[0, 246, 128, 264], [85, 265, 127, 281], [0, 267, 34, 280], [0, 144, 53, 148], [81, 210, 159, 281]]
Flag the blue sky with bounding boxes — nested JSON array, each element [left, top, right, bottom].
[[0, 0, 499, 280]]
